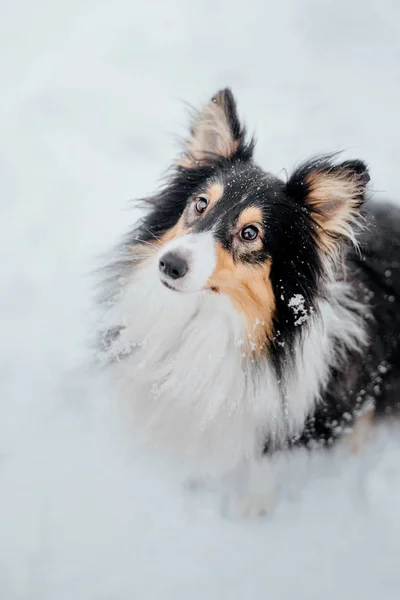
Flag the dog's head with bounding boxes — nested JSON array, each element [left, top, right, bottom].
[[133, 89, 370, 354]]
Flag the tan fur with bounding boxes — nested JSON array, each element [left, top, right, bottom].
[[205, 181, 225, 211], [180, 92, 239, 168], [130, 223, 188, 257], [305, 170, 364, 254], [207, 245, 275, 354], [347, 409, 375, 454], [130, 242, 158, 260], [160, 219, 190, 244]]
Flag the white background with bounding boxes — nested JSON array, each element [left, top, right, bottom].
[[1, 1, 400, 598]]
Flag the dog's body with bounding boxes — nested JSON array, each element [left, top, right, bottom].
[[99, 89, 400, 515], [297, 201, 400, 447]]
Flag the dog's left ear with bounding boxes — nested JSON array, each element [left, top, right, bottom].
[[179, 88, 252, 168], [286, 157, 370, 252]]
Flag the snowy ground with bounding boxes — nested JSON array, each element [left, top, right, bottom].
[[1, 0, 400, 598]]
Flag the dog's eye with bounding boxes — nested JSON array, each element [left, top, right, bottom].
[[241, 225, 259, 241], [195, 196, 208, 214]]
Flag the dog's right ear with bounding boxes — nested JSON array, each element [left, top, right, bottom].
[[179, 88, 253, 168], [286, 156, 370, 253]]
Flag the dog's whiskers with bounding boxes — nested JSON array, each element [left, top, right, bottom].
[[140, 225, 163, 243], [132, 238, 160, 251]]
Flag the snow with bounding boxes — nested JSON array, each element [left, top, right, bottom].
[[1, 0, 400, 598], [288, 293, 310, 326]]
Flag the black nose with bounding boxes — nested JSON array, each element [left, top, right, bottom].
[[159, 252, 188, 280]]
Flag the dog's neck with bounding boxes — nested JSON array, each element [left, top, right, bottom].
[[100, 261, 367, 473]]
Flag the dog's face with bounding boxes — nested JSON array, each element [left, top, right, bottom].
[[157, 166, 284, 344], [136, 89, 369, 354]]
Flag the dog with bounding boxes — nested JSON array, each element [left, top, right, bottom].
[[98, 88, 400, 516]]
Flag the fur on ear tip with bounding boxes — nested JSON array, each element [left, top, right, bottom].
[[286, 155, 370, 200], [211, 87, 234, 103], [286, 155, 370, 254], [179, 88, 253, 167], [338, 160, 370, 185]]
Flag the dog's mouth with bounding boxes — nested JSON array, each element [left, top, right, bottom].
[[161, 278, 219, 294], [160, 279, 183, 293]]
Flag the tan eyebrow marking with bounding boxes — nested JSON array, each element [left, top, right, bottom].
[[236, 206, 264, 232], [203, 181, 224, 210]]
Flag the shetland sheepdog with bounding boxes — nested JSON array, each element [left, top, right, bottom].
[[98, 89, 400, 516]]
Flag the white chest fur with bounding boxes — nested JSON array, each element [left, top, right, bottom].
[[100, 260, 367, 475]]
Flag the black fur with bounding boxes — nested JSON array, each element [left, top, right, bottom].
[[297, 203, 400, 447]]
